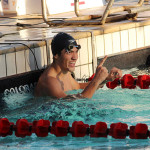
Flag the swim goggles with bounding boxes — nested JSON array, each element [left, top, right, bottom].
[[66, 44, 81, 51]]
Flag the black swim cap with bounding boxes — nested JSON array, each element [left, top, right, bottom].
[[51, 32, 81, 56]]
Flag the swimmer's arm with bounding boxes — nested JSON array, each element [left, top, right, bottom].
[[66, 77, 107, 99], [80, 56, 108, 98], [79, 79, 108, 89], [97, 79, 108, 88], [43, 77, 94, 99], [81, 76, 105, 98], [79, 82, 89, 89]]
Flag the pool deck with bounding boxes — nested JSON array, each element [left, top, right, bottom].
[[1, 0, 150, 47]]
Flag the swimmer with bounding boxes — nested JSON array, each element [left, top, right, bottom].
[[34, 32, 122, 99]]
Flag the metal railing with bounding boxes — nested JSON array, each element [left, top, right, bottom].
[[41, 0, 150, 26]]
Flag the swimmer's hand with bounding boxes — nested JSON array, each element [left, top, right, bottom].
[[63, 94, 84, 101], [95, 56, 122, 87], [96, 56, 122, 82], [81, 56, 122, 98], [94, 56, 108, 85], [106, 67, 122, 81]]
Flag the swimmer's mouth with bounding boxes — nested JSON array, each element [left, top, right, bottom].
[[69, 62, 76, 67]]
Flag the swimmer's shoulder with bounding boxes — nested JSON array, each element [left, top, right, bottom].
[[35, 73, 61, 97], [40, 65, 57, 80]]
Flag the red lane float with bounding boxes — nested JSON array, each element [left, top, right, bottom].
[[51, 120, 69, 137], [130, 123, 149, 139], [1, 118, 150, 139], [33, 119, 50, 137], [88, 73, 150, 89], [137, 75, 150, 89], [106, 74, 150, 89], [109, 122, 128, 139], [15, 119, 32, 137], [106, 78, 120, 89], [0, 118, 14, 137], [88, 73, 95, 81], [90, 121, 107, 137], [70, 121, 89, 137], [121, 74, 136, 89]]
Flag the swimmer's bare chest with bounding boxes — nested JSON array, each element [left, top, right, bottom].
[[59, 77, 80, 91]]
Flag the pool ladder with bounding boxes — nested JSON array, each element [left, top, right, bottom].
[[41, 0, 150, 26]]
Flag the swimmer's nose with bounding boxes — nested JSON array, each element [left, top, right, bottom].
[[72, 51, 78, 60]]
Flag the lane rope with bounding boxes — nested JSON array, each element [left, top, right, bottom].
[[89, 74, 150, 89], [0, 118, 149, 139]]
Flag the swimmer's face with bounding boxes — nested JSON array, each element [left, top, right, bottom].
[[58, 47, 79, 72]]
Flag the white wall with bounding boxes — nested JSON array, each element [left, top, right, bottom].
[[1, 0, 106, 15], [1, 24, 150, 79], [0, 0, 4, 15], [46, 0, 106, 14]]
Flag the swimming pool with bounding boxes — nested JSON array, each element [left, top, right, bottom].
[[1, 68, 150, 150]]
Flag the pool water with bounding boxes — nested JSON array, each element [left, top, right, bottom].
[[1, 68, 150, 149]]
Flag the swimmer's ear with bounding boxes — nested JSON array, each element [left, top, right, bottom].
[[54, 54, 59, 59]]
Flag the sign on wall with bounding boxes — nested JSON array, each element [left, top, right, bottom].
[[2, 0, 9, 10]]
